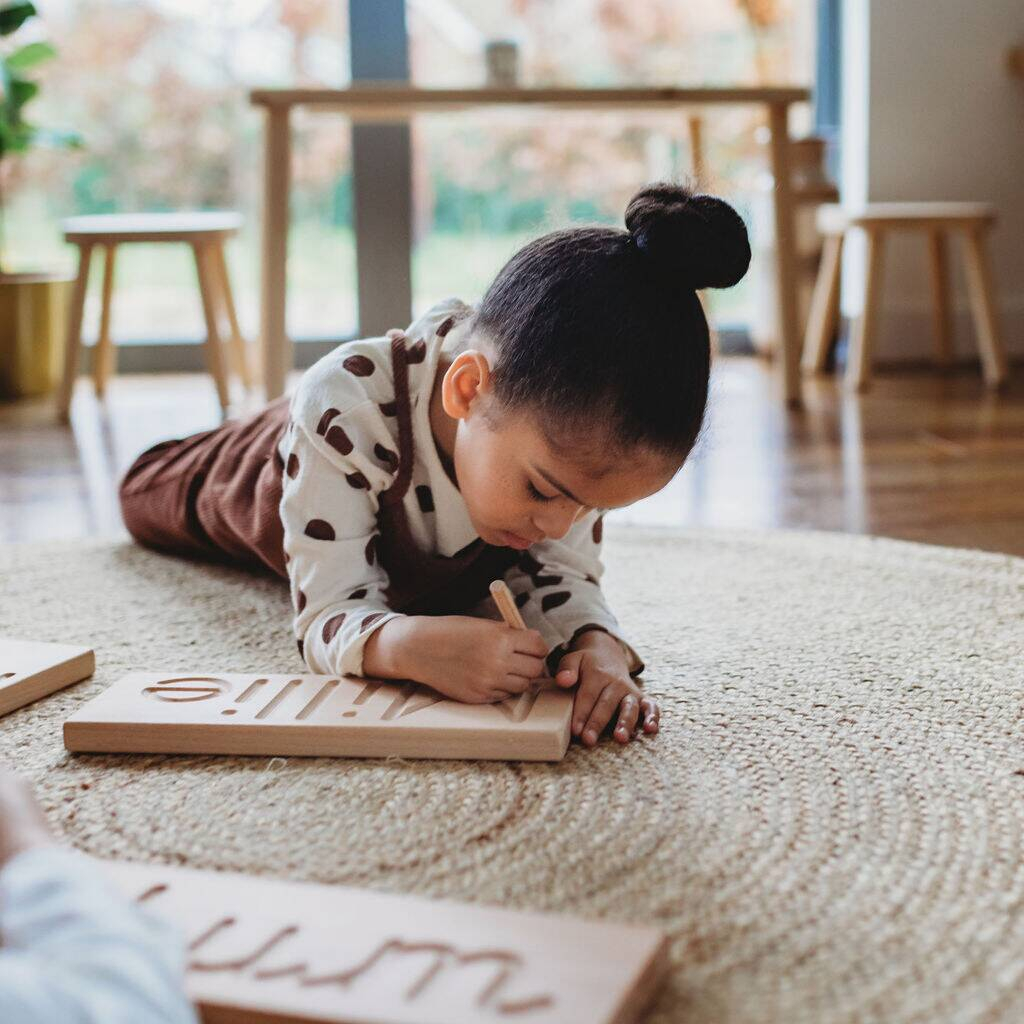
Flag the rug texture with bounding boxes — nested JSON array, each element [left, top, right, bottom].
[[1, 527, 1022, 1023]]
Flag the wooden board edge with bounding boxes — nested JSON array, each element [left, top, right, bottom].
[[0, 648, 95, 719], [63, 719, 571, 762]]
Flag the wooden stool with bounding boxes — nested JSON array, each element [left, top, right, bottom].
[[802, 202, 1010, 391], [56, 212, 252, 421]]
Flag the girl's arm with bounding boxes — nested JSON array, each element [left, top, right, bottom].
[[281, 404, 406, 678]]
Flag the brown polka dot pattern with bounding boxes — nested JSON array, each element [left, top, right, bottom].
[[321, 613, 347, 644], [348, 588, 369, 600], [592, 516, 604, 544], [343, 354, 375, 377], [515, 592, 530, 609], [325, 425, 353, 456], [345, 471, 370, 490], [315, 408, 339, 435], [296, 589, 306, 613], [534, 574, 564, 588], [365, 535, 378, 566], [541, 591, 571, 613], [286, 453, 299, 478], [360, 612, 386, 632], [295, 637, 304, 659], [436, 316, 455, 337], [379, 399, 397, 417], [416, 485, 435, 513], [406, 339, 427, 364], [304, 519, 335, 541], [9, 531, 1022, 1024], [374, 444, 399, 471]]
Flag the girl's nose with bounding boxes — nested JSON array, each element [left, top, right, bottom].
[[533, 503, 583, 542]]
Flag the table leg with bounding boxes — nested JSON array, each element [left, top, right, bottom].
[[846, 228, 886, 392], [766, 101, 802, 407], [261, 105, 292, 401], [926, 230, 954, 368], [56, 242, 94, 422]]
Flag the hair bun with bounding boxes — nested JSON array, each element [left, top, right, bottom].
[[624, 182, 751, 290]]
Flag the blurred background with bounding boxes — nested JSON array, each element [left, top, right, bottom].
[[1, 0, 1021, 555], [4, 0, 816, 345]]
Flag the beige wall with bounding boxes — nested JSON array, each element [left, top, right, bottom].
[[840, 0, 1024, 360]]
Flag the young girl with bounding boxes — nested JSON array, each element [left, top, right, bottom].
[[120, 182, 750, 748]]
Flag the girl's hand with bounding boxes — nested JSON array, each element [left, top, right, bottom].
[[404, 615, 550, 704], [553, 631, 660, 747]]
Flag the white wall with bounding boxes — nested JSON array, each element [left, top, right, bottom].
[[840, 0, 1024, 361]]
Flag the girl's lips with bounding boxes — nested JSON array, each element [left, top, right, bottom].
[[500, 530, 534, 550]]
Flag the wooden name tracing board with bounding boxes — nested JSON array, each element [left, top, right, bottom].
[[108, 860, 668, 1024], [64, 672, 573, 761]]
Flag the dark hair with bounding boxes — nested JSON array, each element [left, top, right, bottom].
[[473, 181, 751, 462]]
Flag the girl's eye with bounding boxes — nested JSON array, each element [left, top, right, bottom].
[[527, 480, 554, 502]]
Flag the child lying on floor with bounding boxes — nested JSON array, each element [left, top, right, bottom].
[[0, 769, 197, 1023], [120, 182, 750, 748]]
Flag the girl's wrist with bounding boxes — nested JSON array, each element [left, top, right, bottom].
[[362, 615, 423, 679]]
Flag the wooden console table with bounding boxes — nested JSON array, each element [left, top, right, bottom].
[[249, 85, 812, 406]]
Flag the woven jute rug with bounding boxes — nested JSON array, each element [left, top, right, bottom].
[[1, 527, 1022, 1023]]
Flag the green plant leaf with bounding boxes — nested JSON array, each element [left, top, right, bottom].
[[0, 3, 36, 38], [6, 40, 55, 72], [8, 75, 38, 109]]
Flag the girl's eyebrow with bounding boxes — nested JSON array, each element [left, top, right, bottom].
[[531, 464, 585, 506]]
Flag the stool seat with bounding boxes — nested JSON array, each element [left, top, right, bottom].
[[61, 211, 242, 245], [818, 202, 996, 235]]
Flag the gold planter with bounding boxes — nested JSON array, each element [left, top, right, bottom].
[[0, 272, 73, 399]]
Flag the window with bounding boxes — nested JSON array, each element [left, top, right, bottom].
[[12, 0, 354, 345]]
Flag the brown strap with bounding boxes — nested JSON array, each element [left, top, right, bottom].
[[381, 332, 415, 506]]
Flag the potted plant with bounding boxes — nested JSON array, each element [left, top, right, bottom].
[[0, 0, 82, 398]]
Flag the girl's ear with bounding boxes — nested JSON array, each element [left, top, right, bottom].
[[441, 350, 492, 420]]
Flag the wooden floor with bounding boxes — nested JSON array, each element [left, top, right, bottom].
[[1, 358, 1022, 556]]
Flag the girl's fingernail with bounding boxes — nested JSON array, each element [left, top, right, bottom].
[[584, 730, 596, 744]]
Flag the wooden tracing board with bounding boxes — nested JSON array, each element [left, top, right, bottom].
[[0, 637, 95, 717], [64, 673, 573, 761], [109, 860, 669, 1024]]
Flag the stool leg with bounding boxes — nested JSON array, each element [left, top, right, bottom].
[[56, 242, 94, 422], [192, 241, 230, 415], [94, 243, 118, 398], [802, 232, 844, 375], [926, 230, 954, 368], [211, 241, 252, 390], [846, 228, 886, 393], [961, 225, 1009, 388]]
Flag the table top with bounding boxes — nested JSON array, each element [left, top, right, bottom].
[[249, 83, 811, 111], [62, 212, 242, 243]]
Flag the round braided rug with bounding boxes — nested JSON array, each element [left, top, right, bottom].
[[1, 527, 1022, 1023]]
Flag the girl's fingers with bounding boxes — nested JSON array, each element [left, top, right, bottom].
[[581, 686, 621, 747], [613, 694, 639, 744], [640, 697, 660, 733], [508, 652, 547, 681], [571, 685, 602, 738]]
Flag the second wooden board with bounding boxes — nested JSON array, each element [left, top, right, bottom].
[[64, 673, 572, 761], [108, 859, 669, 1024], [0, 637, 95, 717]]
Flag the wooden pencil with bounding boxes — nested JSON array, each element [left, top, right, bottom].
[[489, 579, 527, 630]]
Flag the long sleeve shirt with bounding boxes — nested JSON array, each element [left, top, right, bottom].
[[278, 296, 644, 680], [0, 846, 197, 1024]]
